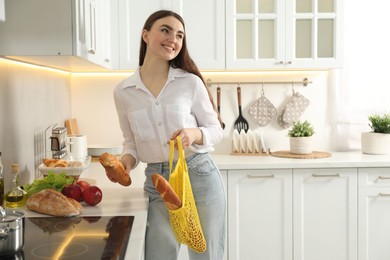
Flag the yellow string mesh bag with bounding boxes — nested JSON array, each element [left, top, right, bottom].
[[168, 136, 207, 253]]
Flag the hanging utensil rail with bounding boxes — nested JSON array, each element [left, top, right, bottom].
[[206, 77, 312, 87]]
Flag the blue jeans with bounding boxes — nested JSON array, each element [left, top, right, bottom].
[[144, 153, 226, 260]]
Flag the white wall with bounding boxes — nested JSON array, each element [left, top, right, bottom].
[[0, 59, 71, 187], [70, 70, 332, 155]]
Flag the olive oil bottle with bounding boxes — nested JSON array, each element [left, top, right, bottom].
[[4, 163, 27, 208]]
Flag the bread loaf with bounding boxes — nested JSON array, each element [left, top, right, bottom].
[[99, 153, 132, 186], [26, 189, 82, 217], [151, 173, 182, 210], [42, 158, 69, 167]]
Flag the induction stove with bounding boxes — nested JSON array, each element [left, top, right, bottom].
[[3, 215, 134, 260]]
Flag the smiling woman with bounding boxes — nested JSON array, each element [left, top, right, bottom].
[[112, 10, 225, 260]]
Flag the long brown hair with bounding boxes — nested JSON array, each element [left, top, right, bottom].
[[139, 10, 223, 127]]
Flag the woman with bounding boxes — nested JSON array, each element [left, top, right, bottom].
[[112, 10, 226, 260]]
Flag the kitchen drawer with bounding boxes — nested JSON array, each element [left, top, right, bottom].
[[358, 168, 390, 187]]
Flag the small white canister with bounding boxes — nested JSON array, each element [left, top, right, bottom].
[[66, 135, 88, 160]]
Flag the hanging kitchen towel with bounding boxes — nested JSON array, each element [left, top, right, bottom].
[[282, 91, 310, 124], [248, 94, 277, 127]]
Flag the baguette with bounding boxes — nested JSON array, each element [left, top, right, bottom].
[[99, 153, 132, 186], [26, 189, 82, 217], [151, 173, 182, 210]]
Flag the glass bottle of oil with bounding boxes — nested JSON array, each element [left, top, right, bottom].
[[4, 163, 27, 208], [0, 152, 4, 206]]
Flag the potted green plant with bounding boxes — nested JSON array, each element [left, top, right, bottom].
[[361, 113, 390, 154], [288, 120, 315, 154]]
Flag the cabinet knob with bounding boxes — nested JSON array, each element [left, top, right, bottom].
[[104, 58, 110, 63], [285, 61, 292, 65], [88, 49, 96, 55], [278, 61, 284, 64]]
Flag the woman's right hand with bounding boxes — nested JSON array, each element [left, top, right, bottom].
[[120, 154, 135, 174]]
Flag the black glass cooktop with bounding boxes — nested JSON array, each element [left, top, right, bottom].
[[3, 215, 134, 260]]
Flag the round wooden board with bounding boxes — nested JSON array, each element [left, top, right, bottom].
[[271, 150, 332, 159]]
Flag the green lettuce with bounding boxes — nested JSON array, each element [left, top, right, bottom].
[[23, 172, 74, 197]]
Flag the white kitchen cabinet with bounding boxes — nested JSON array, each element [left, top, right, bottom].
[[0, 0, 117, 70], [228, 169, 293, 260], [82, 0, 118, 69], [293, 168, 357, 260], [118, 0, 224, 70], [226, 0, 343, 69], [358, 168, 390, 260]]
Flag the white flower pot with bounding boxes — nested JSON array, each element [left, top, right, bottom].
[[289, 136, 313, 155], [361, 132, 390, 155]]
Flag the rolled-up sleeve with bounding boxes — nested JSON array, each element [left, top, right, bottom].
[[190, 77, 223, 152]]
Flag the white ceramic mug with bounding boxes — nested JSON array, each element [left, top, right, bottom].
[[66, 135, 88, 160]]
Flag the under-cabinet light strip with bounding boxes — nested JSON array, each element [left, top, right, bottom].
[[0, 57, 70, 75]]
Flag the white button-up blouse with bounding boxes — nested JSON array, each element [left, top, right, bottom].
[[114, 67, 223, 168]]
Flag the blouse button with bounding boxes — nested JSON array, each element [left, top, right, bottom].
[[155, 101, 159, 105], [158, 122, 163, 126]]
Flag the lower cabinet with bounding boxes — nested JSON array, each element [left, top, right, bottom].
[[228, 168, 358, 260], [228, 169, 293, 260], [293, 168, 358, 260], [358, 168, 390, 260], [178, 166, 390, 260]]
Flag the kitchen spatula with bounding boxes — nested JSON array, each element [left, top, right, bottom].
[[234, 86, 249, 133]]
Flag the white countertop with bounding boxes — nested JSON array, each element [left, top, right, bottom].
[[20, 151, 390, 260], [211, 151, 390, 170], [24, 162, 149, 260]]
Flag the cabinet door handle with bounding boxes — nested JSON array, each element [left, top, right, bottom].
[[312, 173, 340, 177], [379, 193, 390, 197], [88, 49, 96, 55], [378, 176, 390, 180], [247, 174, 275, 179], [285, 61, 292, 65]]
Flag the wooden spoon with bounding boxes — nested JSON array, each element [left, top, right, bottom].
[[217, 86, 225, 129]]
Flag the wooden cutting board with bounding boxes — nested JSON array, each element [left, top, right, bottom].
[[65, 118, 80, 135]]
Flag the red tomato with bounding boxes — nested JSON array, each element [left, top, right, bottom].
[[82, 186, 103, 206]]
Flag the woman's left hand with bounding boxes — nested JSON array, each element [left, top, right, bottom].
[[169, 128, 203, 149]]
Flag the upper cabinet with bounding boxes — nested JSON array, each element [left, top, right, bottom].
[[118, 0, 224, 70], [0, 0, 342, 71], [0, 0, 117, 71], [226, 0, 343, 69], [82, 0, 118, 69]]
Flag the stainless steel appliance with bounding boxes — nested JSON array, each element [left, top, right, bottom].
[[2, 215, 134, 259], [50, 127, 68, 159]]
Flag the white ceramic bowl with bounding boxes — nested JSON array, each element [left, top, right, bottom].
[[87, 145, 122, 157]]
